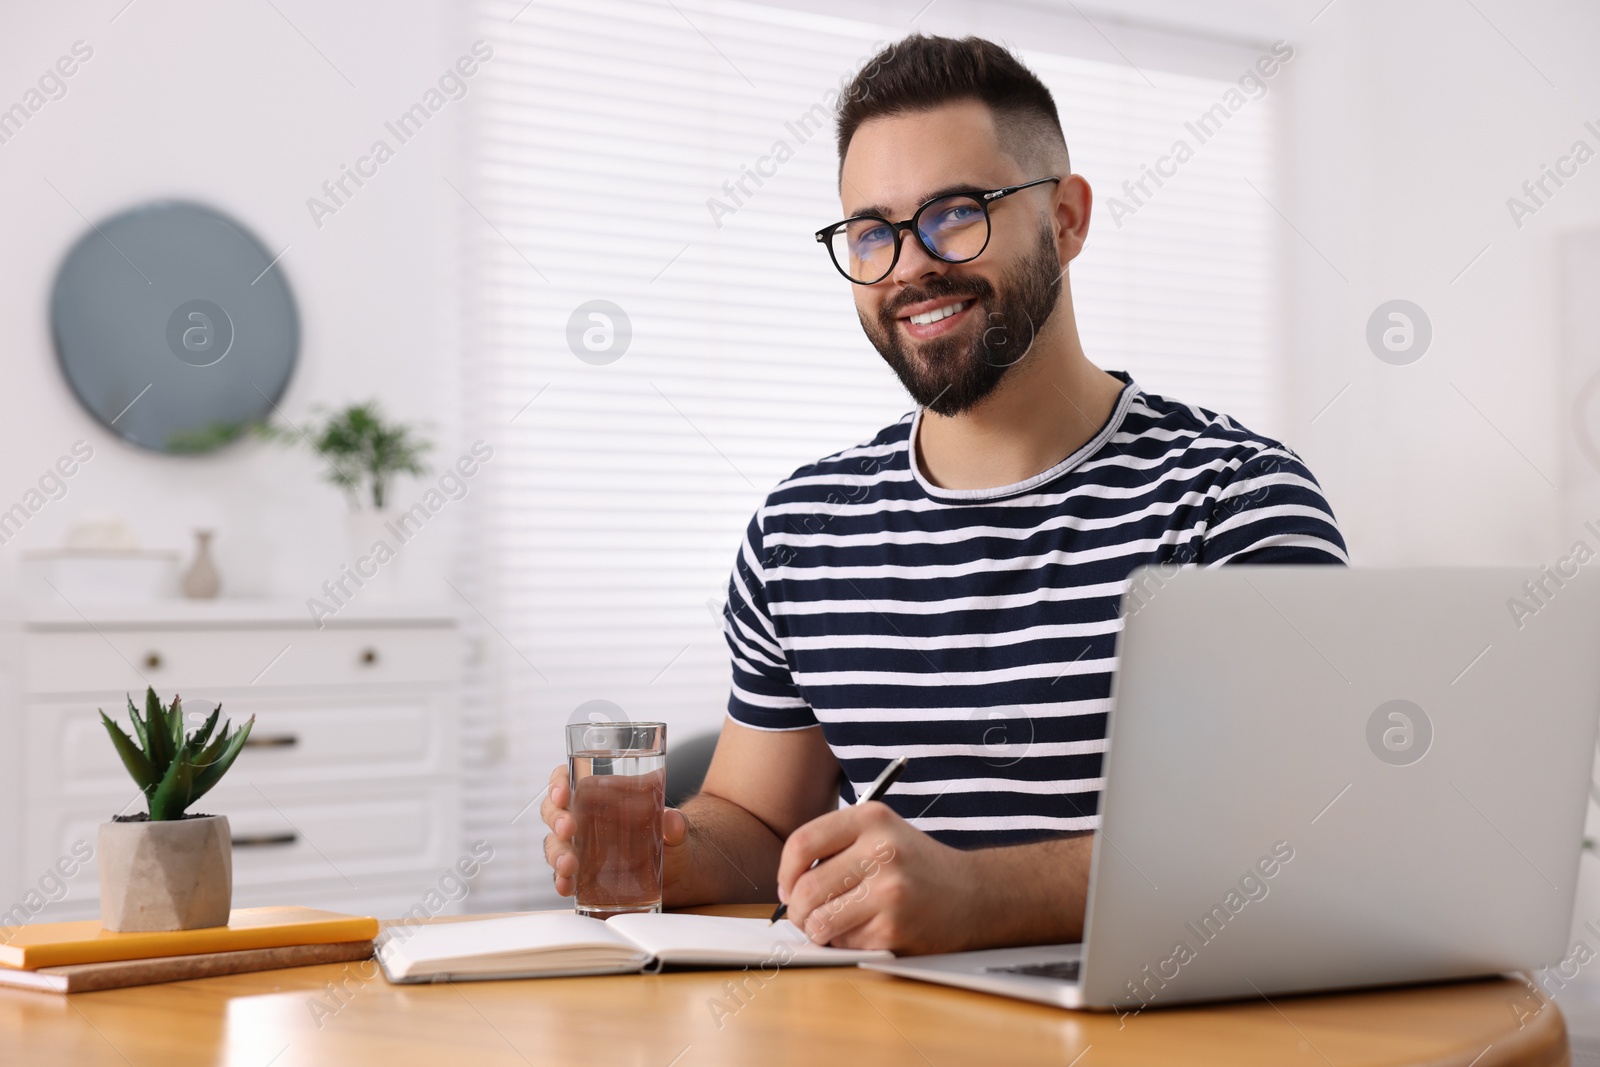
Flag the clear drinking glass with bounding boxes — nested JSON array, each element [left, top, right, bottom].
[[565, 721, 667, 919]]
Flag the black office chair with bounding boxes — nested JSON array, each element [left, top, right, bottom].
[[665, 730, 720, 808]]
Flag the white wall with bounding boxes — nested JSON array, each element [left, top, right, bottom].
[[0, 0, 465, 601], [1274, 0, 1600, 566]]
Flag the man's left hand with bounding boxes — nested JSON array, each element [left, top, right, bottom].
[[775, 801, 980, 955]]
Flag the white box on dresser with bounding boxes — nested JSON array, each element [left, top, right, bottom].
[[0, 599, 463, 924]]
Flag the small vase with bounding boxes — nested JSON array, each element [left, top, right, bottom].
[[181, 529, 221, 599], [98, 815, 233, 931]]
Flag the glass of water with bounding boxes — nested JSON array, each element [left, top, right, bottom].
[[564, 721, 667, 919]]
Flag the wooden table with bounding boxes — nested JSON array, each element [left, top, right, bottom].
[[0, 905, 1568, 1066]]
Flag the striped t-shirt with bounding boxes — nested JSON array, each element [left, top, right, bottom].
[[721, 372, 1347, 848]]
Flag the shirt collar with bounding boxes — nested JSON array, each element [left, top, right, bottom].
[[907, 371, 1139, 504]]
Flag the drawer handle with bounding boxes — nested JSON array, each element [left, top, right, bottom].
[[359, 647, 379, 666], [143, 651, 162, 670], [231, 832, 298, 848], [242, 734, 299, 749]]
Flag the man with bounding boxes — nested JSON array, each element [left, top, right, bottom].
[[543, 35, 1345, 955]]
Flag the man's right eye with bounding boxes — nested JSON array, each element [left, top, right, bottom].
[[853, 224, 892, 249]]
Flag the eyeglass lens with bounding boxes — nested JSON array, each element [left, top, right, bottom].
[[829, 194, 989, 283]]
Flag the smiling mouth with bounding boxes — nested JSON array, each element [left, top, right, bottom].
[[903, 299, 972, 326]]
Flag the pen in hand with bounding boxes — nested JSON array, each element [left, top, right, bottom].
[[770, 756, 909, 925]]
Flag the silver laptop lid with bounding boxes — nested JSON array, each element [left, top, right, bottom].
[[1080, 566, 1600, 1010]]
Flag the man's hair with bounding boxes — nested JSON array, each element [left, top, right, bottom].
[[835, 35, 1070, 176]]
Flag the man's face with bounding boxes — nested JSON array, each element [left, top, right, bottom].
[[838, 99, 1064, 417]]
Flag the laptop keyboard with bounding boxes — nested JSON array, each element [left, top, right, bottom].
[[983, 960, 1082, 982]]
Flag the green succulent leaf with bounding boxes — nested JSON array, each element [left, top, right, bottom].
[[188, 715, 255, 805], [142, 687, 174, 775], [125, 695, 149, 752], [100, 711, 156, 793], [189, 722, 234, 776], [190, 704, 222, 751], [168, 693, 185, 753], [147, 744, 197, 821]]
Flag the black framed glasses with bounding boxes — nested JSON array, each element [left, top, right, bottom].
[[815, 177, 1061, 285]]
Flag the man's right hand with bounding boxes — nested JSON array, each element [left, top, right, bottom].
[[539, 763, 691, 898]]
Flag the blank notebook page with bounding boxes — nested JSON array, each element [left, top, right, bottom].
[[380, 913, 649, 977], [606, 913, 893, 965]]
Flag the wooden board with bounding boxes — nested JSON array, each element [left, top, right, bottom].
[[0, 939, 373, 993]]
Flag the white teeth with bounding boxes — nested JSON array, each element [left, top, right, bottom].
[[908, 300, 969, 326]]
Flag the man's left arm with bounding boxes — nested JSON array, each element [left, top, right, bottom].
[[776, 802, 1092, 954]]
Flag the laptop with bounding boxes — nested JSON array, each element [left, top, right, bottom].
[[862, 566, 1600, 1011]]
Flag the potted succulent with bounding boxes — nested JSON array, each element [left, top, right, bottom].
[[97, 688, 255, 931]]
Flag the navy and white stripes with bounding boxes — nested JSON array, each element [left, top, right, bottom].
[[721, 372, 1347, 847]]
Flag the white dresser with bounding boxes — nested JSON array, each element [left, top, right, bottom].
[[0, 600, 462, 923]]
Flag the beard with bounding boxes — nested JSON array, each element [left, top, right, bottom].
[[859, 223, 1063, 417]]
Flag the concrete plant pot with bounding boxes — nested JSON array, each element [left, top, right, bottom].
[[98, 815, 233, 932]]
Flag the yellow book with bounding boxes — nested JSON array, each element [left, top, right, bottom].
[[0, 906, 379, 971]]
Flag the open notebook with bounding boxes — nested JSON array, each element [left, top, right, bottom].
[[375, 912, 892, 983]]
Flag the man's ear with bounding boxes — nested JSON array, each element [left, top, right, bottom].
[[1054, 174, 1092, 267]]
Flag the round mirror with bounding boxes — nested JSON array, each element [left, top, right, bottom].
[[50, 201, 298, 454]]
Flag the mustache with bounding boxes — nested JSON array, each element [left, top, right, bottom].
[[881, 276, 993, 319]]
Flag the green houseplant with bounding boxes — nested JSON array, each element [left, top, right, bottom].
[[97, 688, 255, 931], [255, 400, 431, 511], [257, 400, 433, 599]]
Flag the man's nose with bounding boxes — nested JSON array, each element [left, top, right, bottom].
[[889, 227, 949, 287]]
